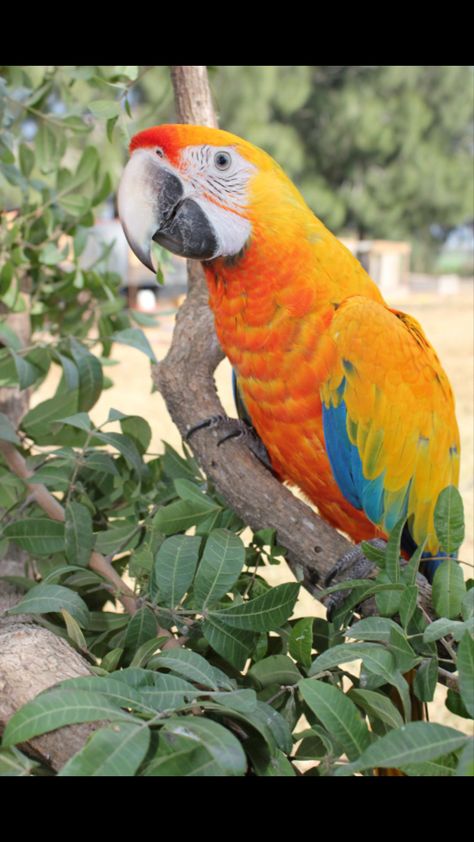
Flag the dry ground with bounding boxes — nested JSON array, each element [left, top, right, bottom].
[[32, 281, 474, 733]]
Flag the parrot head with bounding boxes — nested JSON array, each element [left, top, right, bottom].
[[118, 124, 306, 272]]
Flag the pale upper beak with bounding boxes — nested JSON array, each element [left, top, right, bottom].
[[118, 148, 220, 270]]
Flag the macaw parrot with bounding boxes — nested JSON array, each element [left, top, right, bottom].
[[118, 124, 461, 584]]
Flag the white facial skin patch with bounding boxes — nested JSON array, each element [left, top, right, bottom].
[[178, 145, 255, 257]]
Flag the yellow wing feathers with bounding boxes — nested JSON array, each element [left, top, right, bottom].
[[321, 297, 460, 552]]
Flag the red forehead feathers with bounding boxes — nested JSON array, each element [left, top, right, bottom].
[[129, 124, 280, 174], [129, 126, 185, 165]]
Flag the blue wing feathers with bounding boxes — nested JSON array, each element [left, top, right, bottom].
[[322, 386, 452, 583]]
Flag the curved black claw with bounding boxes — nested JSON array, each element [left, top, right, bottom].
[[324, 538, 387, 621], [186, 414, 275, 474]]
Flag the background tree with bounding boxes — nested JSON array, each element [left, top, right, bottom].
[[214, 66, 474, 270]]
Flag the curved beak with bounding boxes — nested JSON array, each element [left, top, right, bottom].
[[118, 149, 219, 270]]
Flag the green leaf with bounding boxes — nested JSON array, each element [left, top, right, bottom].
[[400, 755, 458, 776], [59, 722, 150, 776], [457, 631, 474, 717], [22, 390, 79, 440], [152, 499, 216, 534], [39, 242, 63, 265], [115, 66, 139, 80], [375, 571, 402, 616], [446, 688, 471, 719], [246, 743, 296, 776], [423, 617, 469, 642], [55, 412, 92, 432], [289, 617, 314, 668], [399, 585, 419, 627], [151, 535, 201, 606], [298, 679, 371, 762], [161, 442, 200, 481], [65, 502, 94, 567], [209, 689, 257, 714], [129, 636, 168, 668], [120, 416, 152, 454], [112, 328, 157, 363], [0, 747, 37, 776], [248, 655, 301, 688], [58, 195, 91, 216], [432, 559, 466, 619], [347, 616, 400, 642], [336, 723, 469, 775], [93, 172, 112, 206], [94, 522, 140, 555], [12, 352, 42, 389], [19, 143, 34, 178], [69, 341, 103, 412], [89, 100, 122, 120], [122, 673, 199, 710], [55, 676, 157, 714], [209, 582, 300, 632], [456, 740, 474, 776], [35, 121, 57, 172], [95, 432, 143, 476], [202, 616, 256, 670], [104, 667, 199, 712], [309, 642, 411, 720], [193, 529, 245, 608], [402, 538, 427, 585], [463, 588, 474, 621], [100, 649, 123, 673], [2, 689, 139, 748], [385, 515, 405, 582], [388, 626, 418, 672], [360, 540, 387, 566], [174, 478, 220, 509], [105, 114, 118, 142], [348, 688, 404, 730], [0, 411, 20, 444], [156, 717, 247, 776], [144, 742, 210, 776], [152, 648, 220, 690], [310, 642, 391, 676], [7, 583, 89, 627], [75, 146, 99, 184], [413, 658, 438, 702], [434, 485, 465, 554], [123, 607, 157, 657], [61, 609, 88, 651], [203, 699, 292, 755], [3, 518, 65, 555]]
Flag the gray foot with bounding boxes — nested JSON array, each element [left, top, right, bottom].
[[324, 538, 387, 620], [185, 414, 274, 473]]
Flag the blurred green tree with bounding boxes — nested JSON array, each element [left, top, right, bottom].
[[212, 66, 474, 268]]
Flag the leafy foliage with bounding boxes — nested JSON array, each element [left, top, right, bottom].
[[0, 66, 472, 777]]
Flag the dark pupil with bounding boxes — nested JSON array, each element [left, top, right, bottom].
[[217, 153, 229, 168]]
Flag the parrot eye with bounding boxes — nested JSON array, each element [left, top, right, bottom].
[[155, 147, 164, 158], [214, 150, 232, 171]]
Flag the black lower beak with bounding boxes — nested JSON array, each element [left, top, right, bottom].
[[153, 194, 219, 261]]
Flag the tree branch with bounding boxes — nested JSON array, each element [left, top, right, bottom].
[[0, 441, 138, 615]]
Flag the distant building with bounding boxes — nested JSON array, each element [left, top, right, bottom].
[[340, 238, 411, 294]]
